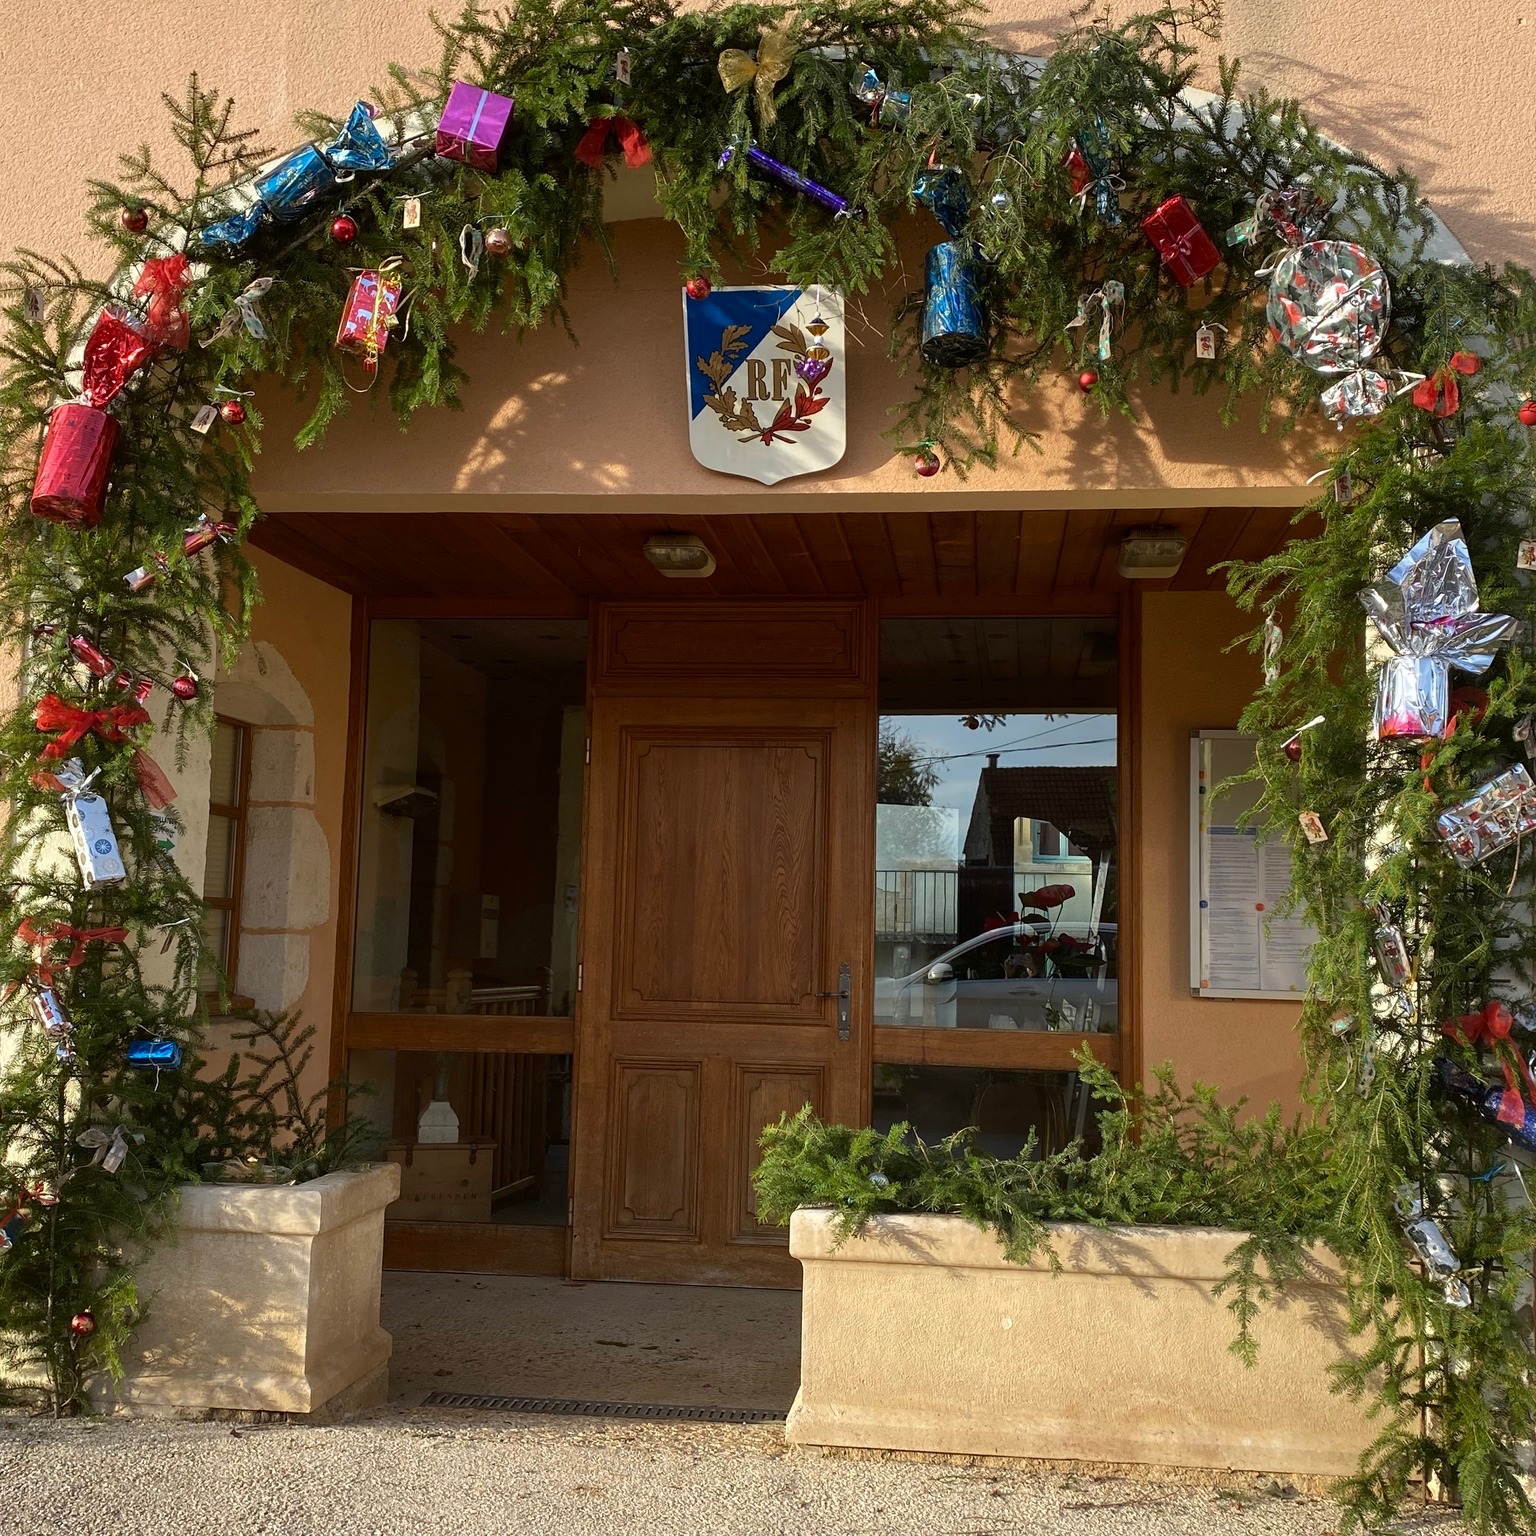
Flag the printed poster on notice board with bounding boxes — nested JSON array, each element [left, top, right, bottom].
[[1189, 730, 1316, 998]]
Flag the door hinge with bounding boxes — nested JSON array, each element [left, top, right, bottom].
[[576, 962, 583, 992], [568, 1196, 575, 1223], [585, 736, 591, 764]]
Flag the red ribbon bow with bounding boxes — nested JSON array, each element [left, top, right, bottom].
[[573, 115, 652, 169], [34, 692, 151, 761], [18, 918, 128, 981], [1444, 1000, 1536, 1129], [133, 254, 193, 351], [1411, 350, 1480, 418]]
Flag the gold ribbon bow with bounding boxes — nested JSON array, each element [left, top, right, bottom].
[[717, 24, 797, 128]]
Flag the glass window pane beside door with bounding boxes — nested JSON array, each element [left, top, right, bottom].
[[347, 619, 585, 1236], [873, 615, 1118, 1161], [350, 619, 587, 1017], [875, 617, 1118, 1038]]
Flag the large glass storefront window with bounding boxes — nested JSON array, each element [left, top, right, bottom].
[[875, 616, 1118, 1037], [351, 620, 586, 1016], [349, 1048, 571, 1226], [872, 615, 1118, 1160]]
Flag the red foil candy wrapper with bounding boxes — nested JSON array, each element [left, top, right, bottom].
[[335, 270, 404, 372], [183, 515, 236, 557], [132, 254, 193, 351], [81, 304, 156, 408], [68, 635, 114, 677], [1140, 195, 1221, 286], [31, 403, 118, 526]]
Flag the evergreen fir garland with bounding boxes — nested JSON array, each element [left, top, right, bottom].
[[0, 4, 1534, 1531]]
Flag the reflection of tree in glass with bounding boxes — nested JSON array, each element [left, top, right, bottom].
[[877, 721, 952, 865], [877, 721, 939, 805]]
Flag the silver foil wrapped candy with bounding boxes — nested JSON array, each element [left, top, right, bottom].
[[1360, 519, 1516, 741], [1436, 764, 1536, 867]]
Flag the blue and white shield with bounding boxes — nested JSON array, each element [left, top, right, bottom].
[[684, 285, 845, 485]]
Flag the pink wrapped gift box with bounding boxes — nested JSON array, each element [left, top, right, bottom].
[[435, 81, 514, 172]]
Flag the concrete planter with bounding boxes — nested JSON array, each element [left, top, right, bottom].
[[100, 1162, 401, 1417], [788, 1208, 1375, 1476]]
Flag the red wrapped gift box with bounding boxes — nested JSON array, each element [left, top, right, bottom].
[[335, 269, 404, 372], [435, 81, 515, 173], [1140, 195, 1221, 286], [31, 403, 119, 527]]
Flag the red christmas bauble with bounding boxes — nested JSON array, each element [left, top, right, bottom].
[[913, 450, 941, 478], [171, 674, 199, 702], [70, 1310, 95, 1337], [1519, 400, 1536, 428], [685, 276, 712, 301], [120, 207, 149, 235], [111, 669, 134, 691], [1078, 369, 1099, 394], [484, 227, 513, 258], [330, 215, 359, 245], [219, 399, 247, 426]]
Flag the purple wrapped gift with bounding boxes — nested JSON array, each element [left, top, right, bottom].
[[435, 81, 515, 172]]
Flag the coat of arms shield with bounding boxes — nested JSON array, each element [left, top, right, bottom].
[[684, 285, 846, 485]]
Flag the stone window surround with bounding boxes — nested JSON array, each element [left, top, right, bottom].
[[212, 641, 332, 1017]]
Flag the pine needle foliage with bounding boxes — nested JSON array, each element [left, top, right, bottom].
[[0, 5, 1534, 1528], [756, 1054, 1344, 1366]]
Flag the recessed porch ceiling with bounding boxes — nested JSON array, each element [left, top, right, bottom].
[[251, 506, 1307, 603]]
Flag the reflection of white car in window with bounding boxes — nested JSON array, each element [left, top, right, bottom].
[[877, 923, 1118, 1033]]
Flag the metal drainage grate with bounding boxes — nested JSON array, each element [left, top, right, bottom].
[[420, 1391, 784, 1424]]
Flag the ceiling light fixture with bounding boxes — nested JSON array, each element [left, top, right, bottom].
[[1117, 528, 1189, 580], [643, 532, 716, 578]]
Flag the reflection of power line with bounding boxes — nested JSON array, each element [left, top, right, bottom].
[[899, 714, 1107, 760], [912, 735, 1117, 766]]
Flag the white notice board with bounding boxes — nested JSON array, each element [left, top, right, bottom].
[[1189, 730, 1315, 999]]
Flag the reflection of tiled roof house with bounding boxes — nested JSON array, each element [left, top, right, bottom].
[[962, 760, 1118, 865]]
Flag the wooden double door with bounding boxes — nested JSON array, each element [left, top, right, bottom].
[[571, 603, 873, 1285]]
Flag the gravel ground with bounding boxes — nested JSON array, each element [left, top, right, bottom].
[[0, 1404, 1457, 1536]]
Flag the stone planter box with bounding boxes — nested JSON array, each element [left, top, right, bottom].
[[788, 1208, 1375, 1476], [99, 1163, 400, 1417]]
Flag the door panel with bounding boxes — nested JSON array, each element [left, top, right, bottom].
[[731, 1064, 826, 1242], [618, 735, 824, 1016], [604, 1060, 701, 1239], [574, 657, 872, 1287]]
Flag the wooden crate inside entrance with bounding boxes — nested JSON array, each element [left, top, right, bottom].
[[385, 1142, 496, 1223]]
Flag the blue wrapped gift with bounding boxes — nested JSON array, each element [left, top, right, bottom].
[[125, 1038, 183, 1070], [921, 240, 988, 369]]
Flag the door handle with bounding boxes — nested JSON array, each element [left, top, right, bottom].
[[815, 962, 852, 1041]]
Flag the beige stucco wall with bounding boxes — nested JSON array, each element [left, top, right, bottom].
[[3, 0, 1530, 509], [1139, 591, 1304, 1112]]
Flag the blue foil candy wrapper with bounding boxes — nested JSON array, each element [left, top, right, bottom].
[[197, 102, 393, 250], [913, 165, 969, 238], [1436, 1057, 1536, 1154], [921, 240, 988, 369], [196, 204, 267, 251], [256, 144, 336, 223], [126, 1038, 183, 1071], [326, 102, 394, 173]]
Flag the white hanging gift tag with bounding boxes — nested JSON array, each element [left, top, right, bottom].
[[402, 196, 422, 231]]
